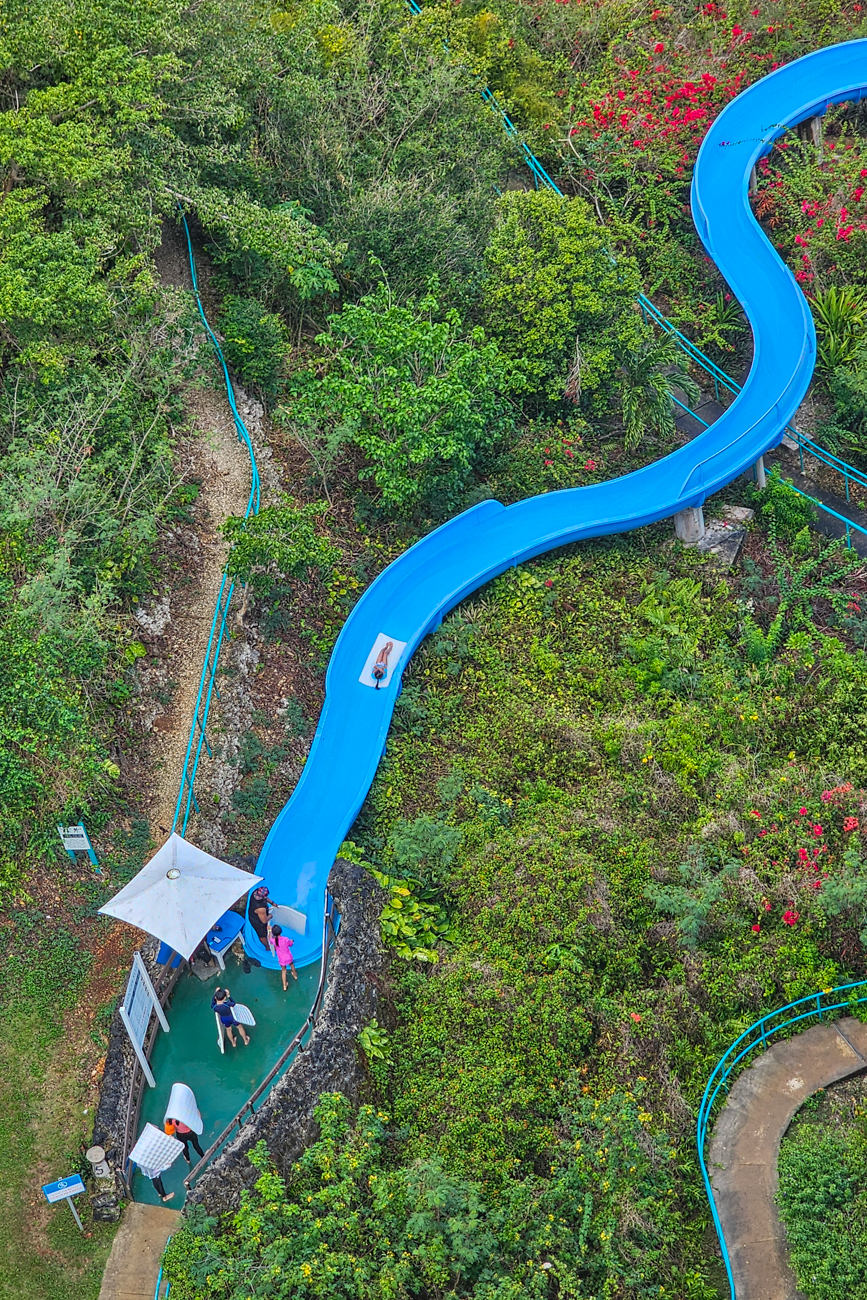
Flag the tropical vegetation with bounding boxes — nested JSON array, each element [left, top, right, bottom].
[[5, 0, 867, 1294]]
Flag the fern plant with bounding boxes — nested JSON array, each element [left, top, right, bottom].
[[740, 518, 858, 666]]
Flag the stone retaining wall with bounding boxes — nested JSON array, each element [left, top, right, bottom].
[[187, 858, 387, 1214]]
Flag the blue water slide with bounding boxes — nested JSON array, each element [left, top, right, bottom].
[[247, 41, 867, 966]]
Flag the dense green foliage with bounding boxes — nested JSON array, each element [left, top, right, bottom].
[[288, 284, 517, 513], [0, 0, 518, 872], [481, 190, 644, 405], [11, 0, 867, 1294], [777, 1081, 867, 1300], [166, 527, 867, 1297], [166, 1092, 683, 1300]]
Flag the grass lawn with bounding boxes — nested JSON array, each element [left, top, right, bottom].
[[0, 910, 136, 1299]]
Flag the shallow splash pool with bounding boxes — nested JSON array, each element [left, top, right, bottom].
[[133, 957, 320, 1205]]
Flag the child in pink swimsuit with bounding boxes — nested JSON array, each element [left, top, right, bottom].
[[269, 924, 297, 989]]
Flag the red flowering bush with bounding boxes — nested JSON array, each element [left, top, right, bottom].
[[752, 111, 867, 287], [432, 0, 867, 336], [736, 780, 867, 946]]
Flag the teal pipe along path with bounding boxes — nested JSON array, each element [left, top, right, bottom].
[[247, 41, 867, 970]]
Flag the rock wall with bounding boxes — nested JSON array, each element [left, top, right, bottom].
[[89, 937, 163, 1220], [187, 858, 388, 1214], [91, 936, 162, 1162]]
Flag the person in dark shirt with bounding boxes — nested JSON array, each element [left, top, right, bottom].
[[249, 886, 272, 945], [165, 1117, 204, 1165], [211, 987, 250, 1047]]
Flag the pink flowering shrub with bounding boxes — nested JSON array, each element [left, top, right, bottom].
[[751, 109, 867, 287]]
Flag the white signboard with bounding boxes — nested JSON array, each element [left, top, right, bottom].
[[58, 825, 90, 851], [57, 822, 99, 868], [119, 952, 169, 1088]]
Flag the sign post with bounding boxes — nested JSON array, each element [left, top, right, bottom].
[[42, 1174, 86, 1231], [119, 952, 169, 1088], [57, 823, 100, 871]]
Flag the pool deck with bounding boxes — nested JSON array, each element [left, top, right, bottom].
[[133, 953, 319, 1206]]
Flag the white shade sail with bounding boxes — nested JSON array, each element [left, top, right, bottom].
[[98, 833, 262, 960]]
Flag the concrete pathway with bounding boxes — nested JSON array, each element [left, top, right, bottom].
[[98, 1203, 180, 1300], [708, 1016, 867, 1300]]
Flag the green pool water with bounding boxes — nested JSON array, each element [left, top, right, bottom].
[[133, 958, 320, 1205]]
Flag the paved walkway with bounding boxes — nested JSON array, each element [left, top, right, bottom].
[[98, 1203, 180, 1300], [708, 1016, 867, 1300]]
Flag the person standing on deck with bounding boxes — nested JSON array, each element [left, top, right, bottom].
[[164, 1080, 206, 1166], [211, 987, 250, 1047], [268, 924, 298, 989]]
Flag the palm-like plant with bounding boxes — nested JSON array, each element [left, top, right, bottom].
[[810, 285, 867, 373], [617, 333, 701, 451]]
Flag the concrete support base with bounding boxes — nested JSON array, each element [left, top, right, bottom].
[[674, 506, 706, 544]]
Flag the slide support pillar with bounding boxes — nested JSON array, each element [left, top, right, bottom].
[[799, 114, 823, 160], [749, 165, 757, 196], [674, 507, 705, 544], [754, 455, 767, 490]]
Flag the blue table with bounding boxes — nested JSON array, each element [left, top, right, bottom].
[[156, 910, 245, 970], [203, 910, 245, 967]]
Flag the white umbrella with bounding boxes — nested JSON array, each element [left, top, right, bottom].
[[98, 833, 262, 960]]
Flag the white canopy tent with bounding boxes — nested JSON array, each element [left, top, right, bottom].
[[98, 833, 262, 961]]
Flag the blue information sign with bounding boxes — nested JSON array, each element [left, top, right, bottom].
[[42, 1174, 85, 1204]]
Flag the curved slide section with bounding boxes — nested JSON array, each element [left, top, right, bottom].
[[248, 42, 867, 966]]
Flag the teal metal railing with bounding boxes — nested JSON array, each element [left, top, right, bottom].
[[672, 391, 867, 545], [698, 980, 867, 1300], [783, 480, 867, 548], [153, 1247, 170, 1299], [172, 211, 261, 835]]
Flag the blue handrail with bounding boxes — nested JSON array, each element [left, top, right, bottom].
[[171, 211, 261, 835], [783, 480, 867, 548], [673, 388, 867, 489], [153, 1254, 169, 1299], [697, 980, 867, 1300]]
